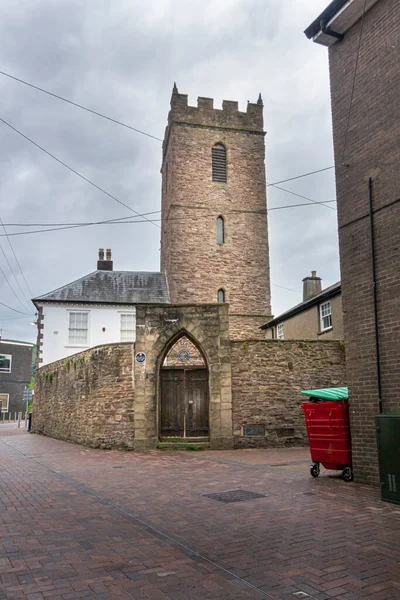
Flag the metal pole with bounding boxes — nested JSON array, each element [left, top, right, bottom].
[[17, 413, 21, 429], [369, 177, 383, 414]]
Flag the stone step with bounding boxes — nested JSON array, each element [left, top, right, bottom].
[[157, 439, 210, 451]]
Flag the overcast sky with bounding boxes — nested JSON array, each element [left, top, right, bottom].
[[0, 0, 339, 343]]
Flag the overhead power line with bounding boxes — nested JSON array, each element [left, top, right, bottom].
[[268, 183, 336, 211], [0, 70, 163, 142], [0, 299, 33, 316], [267, 166, 334, 186], [0, 70, 337, 187], [0, 200, 337, 238], [0, 216, 33, 299], [2, 211, 161, 228], [0, 116, 160, 228], [0, 246, 32, 311], [271, 283, 299, 293]]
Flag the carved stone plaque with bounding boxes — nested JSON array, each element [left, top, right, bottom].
[[243, 425, 265, 437]]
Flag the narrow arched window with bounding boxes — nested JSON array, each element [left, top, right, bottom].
[[218, 289, 225, 303], [216, 216, 224, 245], [212, 143, 227, 183]]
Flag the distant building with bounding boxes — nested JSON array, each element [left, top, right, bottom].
[[0, 339, 35, 416], [262, 272, 343, 340], [33, 249, 169, 366], [305, 0, 400, 485]]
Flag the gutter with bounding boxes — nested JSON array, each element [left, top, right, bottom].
[[320, 18, 344, 41]]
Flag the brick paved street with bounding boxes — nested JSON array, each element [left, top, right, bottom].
[[1, 427, 399, 600]]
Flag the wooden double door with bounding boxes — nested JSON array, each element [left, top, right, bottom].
[[160, 368, 209, 438]]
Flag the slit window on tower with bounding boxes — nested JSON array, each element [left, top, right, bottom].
[[212, 143, 227, 183], [218, 289, 225, 303], [216, 216, 224, 245]]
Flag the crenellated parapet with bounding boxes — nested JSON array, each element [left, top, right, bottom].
[[166, 83, 264, 135]]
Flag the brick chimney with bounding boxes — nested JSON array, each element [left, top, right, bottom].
[[97, 248, 113, 271], [302, 271, 321, 301]]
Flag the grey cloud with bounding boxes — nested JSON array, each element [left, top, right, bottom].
[[0, 0, 337, 342]]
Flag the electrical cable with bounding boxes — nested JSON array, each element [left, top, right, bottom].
[[271, 283, 299, 293], [3, 210, 161, 227], [0, 200, 337, 238], [0, 116, 161, 228], [0, 70, 163, 142], [0, 299, 33, 316], [0, 70, 337, 187], [0, 315, 34, 322], [341, 0, 367, 165], [0, 246, 32, 311], [268, 183, 336, 210], [0, 216, 33, 299], [267, 165, 334, 186]]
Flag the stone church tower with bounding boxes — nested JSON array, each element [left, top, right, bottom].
[[160, 85, 272, 337]]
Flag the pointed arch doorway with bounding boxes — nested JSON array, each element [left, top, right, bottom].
[[160, 335, 209, 439]]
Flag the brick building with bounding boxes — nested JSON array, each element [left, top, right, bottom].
[[305, 0, 400, 484], [0, 339, 34, 416]]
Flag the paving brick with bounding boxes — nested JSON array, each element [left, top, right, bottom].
[[1, 428, 399, 599]]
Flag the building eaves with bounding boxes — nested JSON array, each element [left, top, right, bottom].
[[261, 282, 341, 330], [304, 0, 380, 47], [32, 271, 170, 306]]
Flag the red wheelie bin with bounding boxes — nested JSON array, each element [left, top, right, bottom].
[[300, 387, 353, 481]]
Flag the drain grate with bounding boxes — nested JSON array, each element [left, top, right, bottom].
[[202, 489, 267, 503]]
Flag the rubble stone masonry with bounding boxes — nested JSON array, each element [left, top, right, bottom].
[[231, 340, 346, 448], [160, 89, 272, 339], [329, 0, 400, 484], [34, 343, 135, 449]]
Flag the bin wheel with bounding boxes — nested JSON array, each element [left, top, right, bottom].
[[342, 467, 353, 482], [310, 463, 320, 478]]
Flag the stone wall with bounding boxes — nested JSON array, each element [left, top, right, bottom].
[[33, 343, 135, 449], [160, 87, 272, 340], [231, 340, 346, 448], [133, 303, 233, 450]]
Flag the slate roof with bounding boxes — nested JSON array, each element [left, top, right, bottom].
[[261, 281, 341, 329], [33, 271, 170, 305]]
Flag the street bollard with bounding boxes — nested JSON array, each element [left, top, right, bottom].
[[27, 413, 32, 432], [17, 413, 21, 429]]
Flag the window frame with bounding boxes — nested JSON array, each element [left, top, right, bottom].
[[66, 310, 90, 347], [217, 289, 225, 303], [216, 216, 225, 245], [119, 311, 136, 342], [0, 354, 12, 373], [212, 143, 227, 183], [319, 300, 332, 332], [277, 323, 284, 340], [0, 393, 9, 412]]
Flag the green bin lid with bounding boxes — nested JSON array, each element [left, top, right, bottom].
[[300, 387, 348, 401]]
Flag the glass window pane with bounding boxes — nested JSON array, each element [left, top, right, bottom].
[[216, 217, 224, 245], [218, 289, 225, 303], [0, 354, 11, 372]]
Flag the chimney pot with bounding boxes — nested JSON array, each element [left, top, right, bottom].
[[302, 271, 322, 301], [97, 248, 113, 271]]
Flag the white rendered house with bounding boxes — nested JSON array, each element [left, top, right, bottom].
[[33, 249, 169, 366]]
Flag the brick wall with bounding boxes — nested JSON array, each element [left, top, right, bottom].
[[231, 340, 346, 448], [33, 343, 135, 449], [160, 89, 272, 338], [329, 0, 400, 484]]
